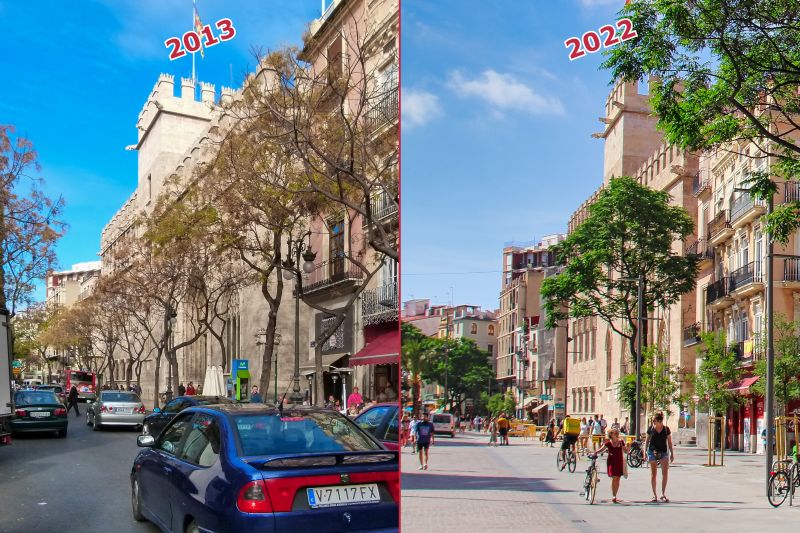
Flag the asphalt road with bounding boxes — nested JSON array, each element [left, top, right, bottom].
[[0, 405, 160, 533]]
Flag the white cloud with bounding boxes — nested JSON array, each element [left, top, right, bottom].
[[447, 70, 565, 116], [403, 89, 443, 129]]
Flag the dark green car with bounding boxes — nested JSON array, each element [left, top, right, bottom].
[[11, 390, 69, 438]]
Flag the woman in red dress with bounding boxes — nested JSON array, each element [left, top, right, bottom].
[[594, 428, 629, 503]]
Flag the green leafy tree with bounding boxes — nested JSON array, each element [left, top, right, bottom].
[[752, 316, 800, 415], [692, 331, 744, 416], [421, 337, 494, 415], [603, 1, 800, 242], [617, 345, 682, 420], [486, 391, 516, 417], [542, 176, 698, 365], [401, 323, 432, 416]]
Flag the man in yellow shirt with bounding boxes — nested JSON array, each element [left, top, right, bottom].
[[559, 416, 580, 469], [496, 413, 510, 446]]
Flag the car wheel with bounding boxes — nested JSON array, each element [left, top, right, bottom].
[[135, 424, 143, 432], [57, 429, 67, 438], [185, 520, 200, 533], [86, 411, 92, 426], [131, 478, 145, 522], [93, 417, 101, 431]]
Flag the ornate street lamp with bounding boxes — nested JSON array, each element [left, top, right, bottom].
[[281, 231, 316, 404]]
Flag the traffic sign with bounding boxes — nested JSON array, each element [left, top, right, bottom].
[[539, 394, 552, 400], [11, 360, 22, 368], [554, 403, 565, 409], [12, 367, 21, 376]]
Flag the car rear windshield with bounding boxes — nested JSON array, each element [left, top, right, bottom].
[[102, 392, 139, 402], [16, 391, 59, 406], [432, 415, 451, 424], [194, 397, 232, 406], [233, 411, 381, 456]]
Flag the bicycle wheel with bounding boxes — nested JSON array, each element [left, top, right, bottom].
[[557, 452, 565, 471], [588, 468, 598, 504], [768, 470, 790, 507], [628, 449, 643, 468], [568, 451, 577, 473]]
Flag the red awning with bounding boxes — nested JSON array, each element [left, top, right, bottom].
[[728, 376, 760, 393], [349, 328, 399, 366]]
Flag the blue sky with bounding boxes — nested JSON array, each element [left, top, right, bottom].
[[401, 0, 634, 310], [0, 0, 319, 301]]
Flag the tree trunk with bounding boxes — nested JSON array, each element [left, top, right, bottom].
[[259, 276, 282, 403], [153, 349, 163, 409], [412, 376, 420, 416]]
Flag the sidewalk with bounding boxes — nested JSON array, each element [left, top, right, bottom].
[[401, 432, 800, 532]]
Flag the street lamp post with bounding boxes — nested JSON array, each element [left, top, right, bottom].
[[165, 308, 177, 403], [766, 194, 775, 487], [635, 273, 644, 438], [281, 231, 316, 405]]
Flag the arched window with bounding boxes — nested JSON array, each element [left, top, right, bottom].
[[488, 324, 495, 336], [470, 323, 478, 334]]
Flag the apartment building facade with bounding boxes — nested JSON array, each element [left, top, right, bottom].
[[45, 261, 102, 309], [497, 235, 565, 418], [300, 0, 399, 405]]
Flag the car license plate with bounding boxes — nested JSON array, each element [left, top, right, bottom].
[[117, 408, 132, 414], [306, 483, 380, 508], [30, 412, 49, 418]]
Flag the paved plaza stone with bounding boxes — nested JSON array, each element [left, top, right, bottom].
[[401, 432, 800, 532]]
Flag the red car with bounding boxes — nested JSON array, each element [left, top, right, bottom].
[[354, 403, 399, 451]]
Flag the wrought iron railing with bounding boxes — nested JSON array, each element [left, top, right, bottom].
[[685, 238, 714, 261], [730, 195, 764, 223], [369, 190, 398, 221], [730, 262, 761, 291], [707, 210, 731, 240], [304, 257, 364, 292], [320, 316, 345, 352], [705, 277, 731, 303], [362, 280, 398, 325], [692, 174, 710, 196], [785, 182, 800, 203], [367, 85, 398, 128], [784, 258, 800, 281]]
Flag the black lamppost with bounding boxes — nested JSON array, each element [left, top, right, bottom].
[[165, 307, 177, 402], [281, 231, 316, 405]]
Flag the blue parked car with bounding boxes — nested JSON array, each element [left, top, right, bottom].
[[131, 403, 399, 533]]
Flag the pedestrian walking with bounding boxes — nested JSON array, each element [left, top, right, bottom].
[[488, 417, 498, 446], [414, 412, 435, 470], [67, 386, 80, 417], [251, 386, 263, 403], [409, 415, 419, 453], [611, 417, 620, 431], [400, 414, 411, 447], [644, 412, 675, 503], [593, 427, 629, 503], [579, 416, 590, 454], [186, 382, 196, 395], [545, 419, 556, 447], [621, 417, 629, 435], [178, 383, 186, 396], [497, 412, 510, 445], [591, 414, 604, 450]]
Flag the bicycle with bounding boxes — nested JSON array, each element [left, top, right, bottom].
[[557, 447, 577, 473], [627, 440, 644, 468], [768, 458, 800, 507], [581, 454, 599, 504]]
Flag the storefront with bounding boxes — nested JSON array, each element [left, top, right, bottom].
[[349, 324, 399, 400]]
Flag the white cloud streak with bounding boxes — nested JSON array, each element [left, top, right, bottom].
[[447, 70, 565, 116], [402, 89, 443, 129]]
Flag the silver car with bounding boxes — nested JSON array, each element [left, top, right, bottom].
[[87, 391, 146, 431]]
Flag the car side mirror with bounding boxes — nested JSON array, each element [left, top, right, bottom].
[[152, 407, 161, 413], [137, 435, 156, 447]]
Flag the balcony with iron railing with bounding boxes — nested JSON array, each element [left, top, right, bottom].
[[707, 210, 733, 245], [784, 257, 800, 283], [685, 238, 714, 264], [785, 181, 800, 203], [705, 277, 732, 306], [367, 85, 398, 130], [682, 322, 702, 347], [303, 257, 364, 295], [364, 190, 398, 226], [729, 261, 763, 296], [362, 280, 398, 326], [692, 174, 710, 197], [730, 194, 765, 228]]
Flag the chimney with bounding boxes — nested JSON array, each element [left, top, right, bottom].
[[181, 77, 195, 100], [200, 82, 215, 104]]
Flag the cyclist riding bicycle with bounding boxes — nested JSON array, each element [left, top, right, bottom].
[[559, 415, 580, 470]]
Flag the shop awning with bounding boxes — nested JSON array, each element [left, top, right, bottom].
[[728, 376, 759, 392], [530, 403, 549, 414], [349, 328, 399, 366], [299, 354, 347, 374], [522, 396, 538, 408]]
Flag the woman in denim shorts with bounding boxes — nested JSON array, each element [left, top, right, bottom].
[[644, 412, 675, 502]]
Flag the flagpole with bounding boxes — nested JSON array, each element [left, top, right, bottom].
[[192, 1, 196, 84]]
